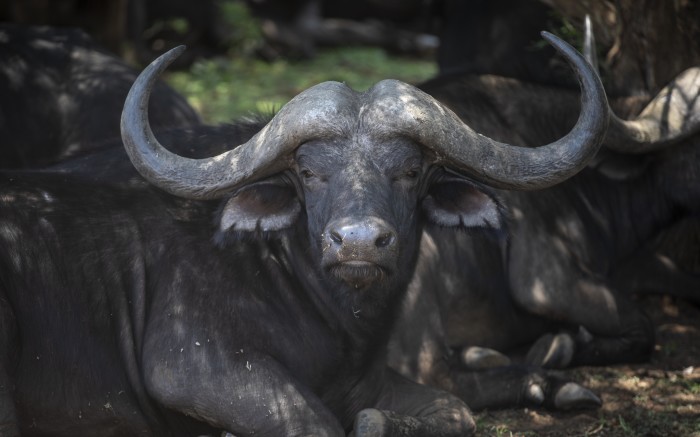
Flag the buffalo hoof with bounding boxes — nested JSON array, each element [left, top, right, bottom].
[[526, 332, 575, 368], [352, 408, 388, 437], [461, 346, 511, 369], [524, 376, 601, 411], [524, 382, 546, 405], [553, 382, 602, 410]]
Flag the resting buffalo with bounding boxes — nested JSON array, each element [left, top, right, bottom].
[[0, 33, 607, 436], [0, 23, 200, 169], [388, 47, 700, 410]]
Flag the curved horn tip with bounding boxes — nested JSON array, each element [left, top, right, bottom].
[[540, 30, 556, 42], [582, 16, 599, 70], [540, 31, 572, 53], [124, 45, 188, 109], [584, 15, 593, 32], [168, 44, 187, 55], [152, 45, 187, 68]]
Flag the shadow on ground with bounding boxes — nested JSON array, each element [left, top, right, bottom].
[[474, 295, 700, 437]]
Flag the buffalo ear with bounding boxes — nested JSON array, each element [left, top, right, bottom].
[[422, 175, 503, 229], [216, 176, 301, 240]]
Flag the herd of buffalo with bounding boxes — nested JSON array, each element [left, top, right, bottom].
[[0, 13, 698, 437]]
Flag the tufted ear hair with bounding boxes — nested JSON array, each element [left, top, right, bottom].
[[215, 174, 301, 244], [422, 171, 503, 230]]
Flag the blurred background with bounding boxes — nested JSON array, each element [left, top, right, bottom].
[[2, 0, 698, 123]]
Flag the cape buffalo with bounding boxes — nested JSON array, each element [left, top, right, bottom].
[[0, 33, 608, 436], [0, 23, 200, 169], [387, 46, 700, 410]]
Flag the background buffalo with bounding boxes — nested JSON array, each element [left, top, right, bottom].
[[0, 23, 200, 168]]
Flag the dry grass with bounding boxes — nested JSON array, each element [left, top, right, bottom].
[[474, 295, 700, 437]]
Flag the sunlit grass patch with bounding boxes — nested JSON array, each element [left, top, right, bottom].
[[166, 47, 436, 124]]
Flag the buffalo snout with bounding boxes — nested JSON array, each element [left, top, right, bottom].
[[322, 217, 398, 287], [327, 219, 396, 250]]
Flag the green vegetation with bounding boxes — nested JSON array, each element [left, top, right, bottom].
[[166, 48, 436, 124], [217, 0, 264, 55], [164, 0, 435, 123]]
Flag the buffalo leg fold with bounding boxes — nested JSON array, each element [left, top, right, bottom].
[[142, 351, 345, 437]]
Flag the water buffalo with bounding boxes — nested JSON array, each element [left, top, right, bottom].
[[387, 47, 700, 410], [0, 33, 608, 436], [0, 23, 200, 169]]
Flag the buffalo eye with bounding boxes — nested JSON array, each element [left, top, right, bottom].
[[393, 168, 421, 183], [298, 167, 326, 190], [299, 169, 316, 181], [404, 169, 420, 179]]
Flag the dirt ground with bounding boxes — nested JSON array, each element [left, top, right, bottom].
[[473, 295, 700, 436]]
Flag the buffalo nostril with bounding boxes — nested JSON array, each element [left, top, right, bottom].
[[375, 232, 395, 248], [329, 230, 343, 245]]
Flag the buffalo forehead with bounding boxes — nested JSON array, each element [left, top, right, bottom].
[[296, 134, 422, 175], [291, 80, 436, 167]]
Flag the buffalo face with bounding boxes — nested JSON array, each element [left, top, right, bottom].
[[296, 136, 422, 290], [216, 130, 503, 296]]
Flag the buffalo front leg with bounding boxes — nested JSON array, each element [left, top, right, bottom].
[[142, 351, 344, 437], [352, 369, 475, 437]]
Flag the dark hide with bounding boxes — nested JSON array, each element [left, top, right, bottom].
[[0, 119, 492, 436], [0, 23, 200, 169]]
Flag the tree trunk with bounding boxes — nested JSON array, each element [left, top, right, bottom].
[[540, 0, 700, 96]]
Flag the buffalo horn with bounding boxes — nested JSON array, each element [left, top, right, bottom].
[[121, 46, 357, 199], [124, 33, 608, 196], [581, 17, 700, 153], [583, 15, 599, 72], [362, 32, 609, 190], [605, 67, 700, 153]]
